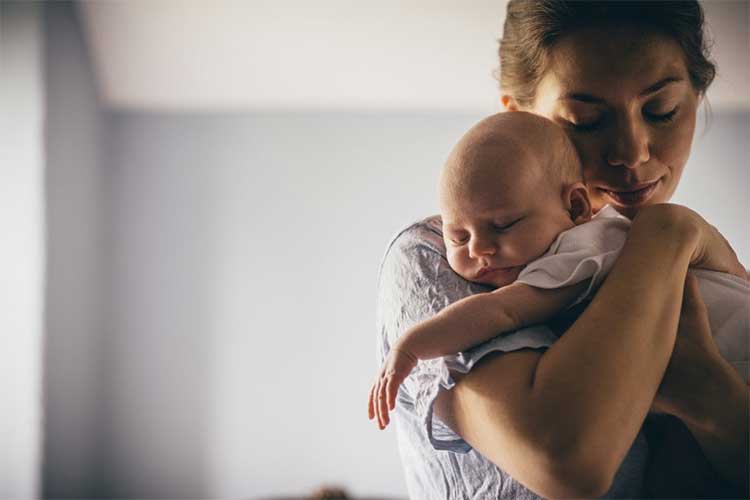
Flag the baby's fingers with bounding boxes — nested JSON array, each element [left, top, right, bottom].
[[374, 376, 385, 429], [377, 378, 391, 429], [367, 383, 376, 420], [385, 376, 399, 411]]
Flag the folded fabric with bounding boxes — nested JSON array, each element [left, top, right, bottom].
[[516, 205, 749, 382]]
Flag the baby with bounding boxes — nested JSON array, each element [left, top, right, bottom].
[[368, 111, 749, 428]]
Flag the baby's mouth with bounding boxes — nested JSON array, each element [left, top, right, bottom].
[[475, 265, 524, 280]]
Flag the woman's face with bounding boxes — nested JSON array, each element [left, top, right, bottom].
[[518, 26, 700, 219]]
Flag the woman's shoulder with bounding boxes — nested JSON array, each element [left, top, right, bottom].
[[376, 215, 460, 327], [379, 215, 446, 267]]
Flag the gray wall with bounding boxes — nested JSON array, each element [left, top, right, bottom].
[[100, 109, 749, 499], [101, 112, 479, 498], [0, 3, 45, 498], [7, 3, 748, 498], [42, 3, 108, 498], [673, 109, 750, 264]]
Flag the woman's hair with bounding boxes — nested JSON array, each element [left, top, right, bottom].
[[497, 0, 716, 107]]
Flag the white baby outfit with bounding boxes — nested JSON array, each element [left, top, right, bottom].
[[515, 205, 749, 381]]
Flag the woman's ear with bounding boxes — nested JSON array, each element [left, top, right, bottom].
[[501, 94, 521, 112], [564, 182, 593, 224]]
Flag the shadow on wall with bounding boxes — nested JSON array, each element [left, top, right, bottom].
[[258, 483, 405, 500]]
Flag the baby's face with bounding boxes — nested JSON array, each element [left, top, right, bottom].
[[441, 150, 575, 288]]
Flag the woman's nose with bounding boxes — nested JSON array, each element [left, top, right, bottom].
[[606, 117, 650, 169]]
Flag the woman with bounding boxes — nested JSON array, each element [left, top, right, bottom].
[[375, 1, 748, 498]]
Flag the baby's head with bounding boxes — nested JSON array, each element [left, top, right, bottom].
[[439, 112, 592, 287]]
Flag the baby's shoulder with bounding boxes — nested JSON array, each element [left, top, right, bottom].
[[552, 207, 631, 254]]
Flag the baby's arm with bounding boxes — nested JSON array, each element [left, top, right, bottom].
[[394, 279, 591, 361], [368, 280, 589, 428]]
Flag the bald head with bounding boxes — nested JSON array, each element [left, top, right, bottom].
[[439, 112, 581, 207]]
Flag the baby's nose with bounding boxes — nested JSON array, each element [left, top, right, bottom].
[[469, 238, 497, 258]]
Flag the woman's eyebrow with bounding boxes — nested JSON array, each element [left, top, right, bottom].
[[558, 92, 604, 104], [639, 76, 684, 96], [558, 76, 684, 103]]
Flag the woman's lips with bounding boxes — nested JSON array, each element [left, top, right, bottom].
[[598, 180, 660, 206]]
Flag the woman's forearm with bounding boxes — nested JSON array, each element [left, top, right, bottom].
[[677, 358, 749, 494], [527, 205, 699, 481]]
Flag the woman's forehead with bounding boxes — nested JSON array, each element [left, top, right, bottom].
[[541, 27, 690, 100]]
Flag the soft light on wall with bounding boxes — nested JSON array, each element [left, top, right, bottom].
[[2, 1, 748, 499]]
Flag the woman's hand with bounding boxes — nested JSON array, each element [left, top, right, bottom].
[[677, 206, 747, 279], [367, 347, 418, 430], [635, 204, 747, 280], [651, 273, 750, 493], [650, 273, 723, 417]]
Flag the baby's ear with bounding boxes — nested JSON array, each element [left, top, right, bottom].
[[564, 183, 592, 224]]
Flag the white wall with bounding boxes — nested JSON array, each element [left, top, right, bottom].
[[76, 0, 749, 111], [101, 109, 749, 499], [0, 2, 45, 498], [41, 2, 107, 498]]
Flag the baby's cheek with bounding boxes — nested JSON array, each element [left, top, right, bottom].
[[529, 225, 564, 258], [446, 249, 470, 278], [445, 250, 459, 270]]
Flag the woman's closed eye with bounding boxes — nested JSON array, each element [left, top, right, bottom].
[[565, 103, 681, 132], [562, 112, 605, 132], [571, 119, 603, 132], [644, 105, 679, 123]]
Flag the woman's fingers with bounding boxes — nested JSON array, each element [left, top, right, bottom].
[[682, 272, 702, 308], [678, 272, 719, 355], [692, 216, 746, 278], [680, 273, 710, 336], [712, 225, 748, 279], [653, 272, 723, 416]]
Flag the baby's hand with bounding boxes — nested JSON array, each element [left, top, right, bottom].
[[367, 347, 418, 430]]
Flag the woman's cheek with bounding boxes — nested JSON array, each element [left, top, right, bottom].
[[568, 134, 603, 182], [663, 98, 698, 168], [653, 117, 695, 201]]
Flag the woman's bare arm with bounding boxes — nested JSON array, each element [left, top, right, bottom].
[[433, 204, 716, 498]]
